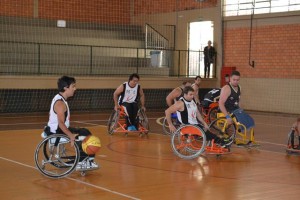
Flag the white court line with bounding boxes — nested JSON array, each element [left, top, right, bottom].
[[0, 156, 140, 200]]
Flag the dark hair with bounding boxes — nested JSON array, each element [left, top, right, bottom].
[[225, 74, 230, 77], [129, 73, 140, 81], [195, 76, 202, 80], [183, 86, 194, 94], [231, 70, 240, 77], [57, 76, 76, 92]]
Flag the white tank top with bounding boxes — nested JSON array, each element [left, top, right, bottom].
[[176, 97, 198, 125], [119, 82, 139, 104], [47, 94, 70, 133]]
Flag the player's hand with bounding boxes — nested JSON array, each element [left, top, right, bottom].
[[169, 124, 177, 133], [226, 117, 233, 125], [114, 105, 119, 111], [69, 134, 78, 147], [141, 106, 146, 112]]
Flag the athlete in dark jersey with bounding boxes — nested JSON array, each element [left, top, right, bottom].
[[224, 84, 241, 113], [219, 70, 241, 124]]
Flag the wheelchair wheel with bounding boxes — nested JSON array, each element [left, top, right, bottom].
[[107, 110, 120, 135], [162, 117, 180, 135], [208, 106, 219, 123], [34, 134, 80, 179], [137, 109, 149, 134], [171, 124, 207, 159], [209, 117, 236, 147], [286, 130, 300, 152]]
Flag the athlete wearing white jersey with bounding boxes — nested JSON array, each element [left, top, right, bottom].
[[44, 76, 99, 169], [113, 73, 145, 130], [165, 86, 224, 144]]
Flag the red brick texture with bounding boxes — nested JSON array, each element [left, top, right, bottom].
[[224, 24, 300, 79]]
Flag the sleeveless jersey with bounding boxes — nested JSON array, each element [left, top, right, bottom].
[[118, 82, 140, 104], [224, 84, 241, 113], [47, 94, 70, 133], [176, 97, 198, 125]]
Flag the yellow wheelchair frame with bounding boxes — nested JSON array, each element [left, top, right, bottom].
[[216, 112, 259, 147]]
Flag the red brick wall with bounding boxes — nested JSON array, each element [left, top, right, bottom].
[[0, 0, 216, 24], [39, 0, 131, 24], [133, 0, 217, 15], [224, 24, 300, 79], [0, 0, 34, 17]]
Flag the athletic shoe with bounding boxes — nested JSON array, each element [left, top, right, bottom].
[[127, 125, 137, 131], [76, 159, 99, 171]]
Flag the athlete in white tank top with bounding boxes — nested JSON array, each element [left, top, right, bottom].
[[47, 94, 70, 133], [176, 97, 198, 125]]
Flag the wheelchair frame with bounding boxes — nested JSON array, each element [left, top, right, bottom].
[[286, 129, 300, 154], [107, 106, 149, 136], [216, 113, 259, 148], [34, 134, 97, 178]]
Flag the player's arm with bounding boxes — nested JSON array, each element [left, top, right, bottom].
[[165, 101, 183, 132], [166, 88, 180, 107], [113, 84, 124, 111], [196, 109, 209, 130], [54, 100, 76, 146], [139, 87, 146, 111]]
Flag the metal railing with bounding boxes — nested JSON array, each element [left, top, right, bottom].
[[145, 23, 175, 50], [0, 41, 215, 77]]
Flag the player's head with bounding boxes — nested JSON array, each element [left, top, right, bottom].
[[230, 70, 240, 87], [183, 86, 195, 100], [57, 76, 76, 95], [194, 76, 202, 85], [128, 73, 140, 87]]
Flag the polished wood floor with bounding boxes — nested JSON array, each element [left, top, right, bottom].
[[1, 111, 300, 200]]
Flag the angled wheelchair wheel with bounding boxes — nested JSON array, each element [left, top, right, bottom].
[[286, 130, 300, 154], [171, 124, 207, 159], [162, 117, 180, 135], [107, 110, 120, 135], [209, 117, 236, 147], [34, 134, 80, 179], [137, 109, 149, 134]]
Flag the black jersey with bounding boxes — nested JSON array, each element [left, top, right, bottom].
[[225, 84, 241, 113], [202, 88, 221, 107]]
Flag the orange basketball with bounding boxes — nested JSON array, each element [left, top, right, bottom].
[[82, 135, 101, 155]]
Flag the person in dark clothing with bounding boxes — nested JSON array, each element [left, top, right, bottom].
[[203, 40, 216, 78]]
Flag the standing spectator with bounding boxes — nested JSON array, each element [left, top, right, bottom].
[[203, 40, 216, 78]]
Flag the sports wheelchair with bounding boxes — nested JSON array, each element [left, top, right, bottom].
[[213, 111, 259, 148], [171, 124, 232, 160], [286, 129, 300, 154], [34, 133, 98, 178], [199, 101, 219, 124], [107, 106, 149, 136]]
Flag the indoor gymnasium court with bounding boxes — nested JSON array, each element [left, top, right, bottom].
[[0, 0, 299, 200]]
